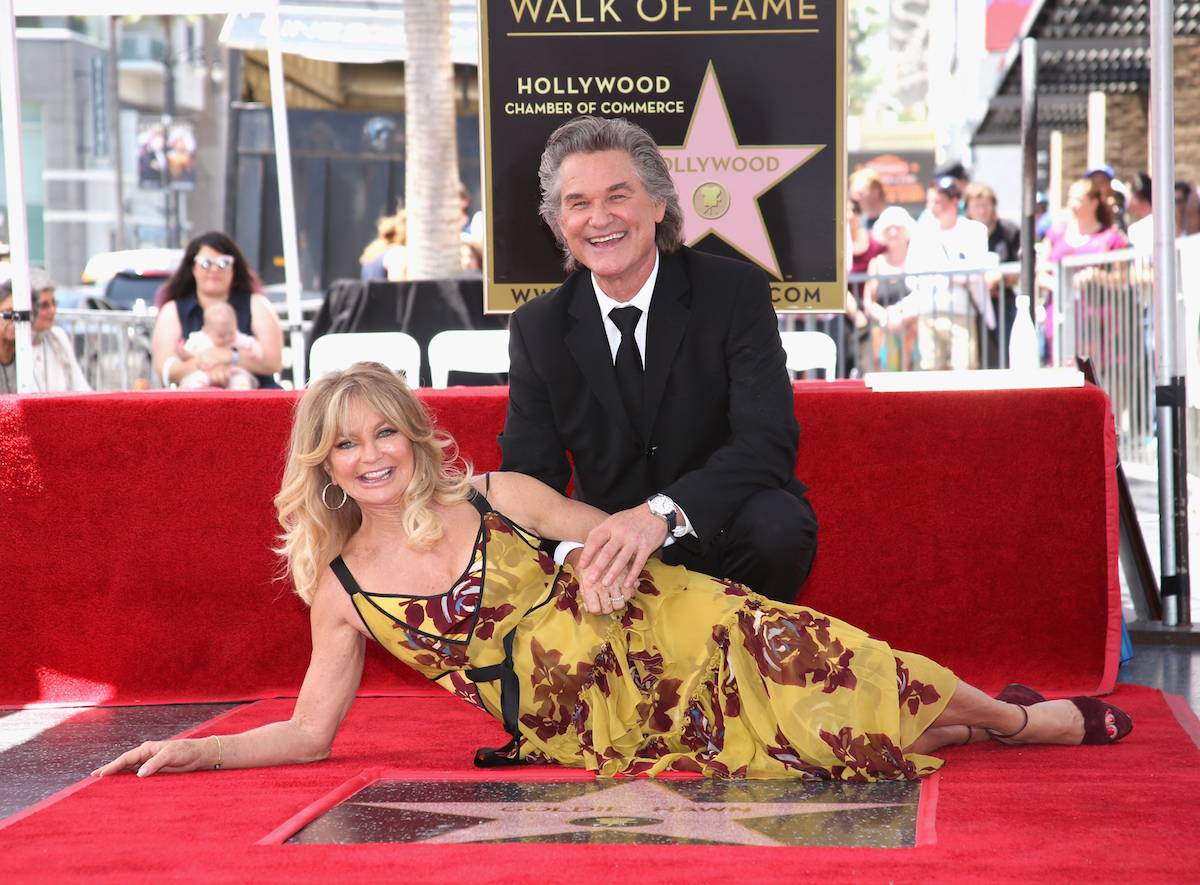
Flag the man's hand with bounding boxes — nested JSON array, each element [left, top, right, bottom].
[[578, 504, 668, 610]]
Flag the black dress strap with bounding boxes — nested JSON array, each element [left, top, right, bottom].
[[468, 478, 492, 516], [465, 627, 527, 767], [328, 556, 364, 597]]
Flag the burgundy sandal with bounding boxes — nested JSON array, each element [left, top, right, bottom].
[[1069, 696, 1133, 744], [987, 691, 1133, 745], [995, 683, 1046, 706]]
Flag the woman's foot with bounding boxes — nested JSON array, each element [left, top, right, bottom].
[[987, 698, 1132, 746], [910, 724, 989, 755]]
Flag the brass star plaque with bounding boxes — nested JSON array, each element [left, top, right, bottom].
[[287, 777, 925, 848]]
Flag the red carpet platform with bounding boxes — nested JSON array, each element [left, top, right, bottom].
[[0, 382, 1120, 706], [1, 686, 1198, 882]]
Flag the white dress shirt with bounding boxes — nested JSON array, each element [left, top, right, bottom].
[[553, 251, 693, 567], [592, 251, 659, 367]]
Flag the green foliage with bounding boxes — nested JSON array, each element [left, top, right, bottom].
[[848, 0, 884, 117]]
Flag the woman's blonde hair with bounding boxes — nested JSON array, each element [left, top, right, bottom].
[[274, 361, 472, 604], [358, 210, 407, 265]]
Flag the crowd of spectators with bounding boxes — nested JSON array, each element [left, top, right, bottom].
[[842, 159, 1200, 373]]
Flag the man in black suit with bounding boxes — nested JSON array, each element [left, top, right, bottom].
[[500, 116, 817, 613]]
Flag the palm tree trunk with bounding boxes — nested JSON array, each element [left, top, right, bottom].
[[403, 0, 461, 278]]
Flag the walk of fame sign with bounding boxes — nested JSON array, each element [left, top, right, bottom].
[[478, 1, 846, 314], [287, 777, 924, 848]]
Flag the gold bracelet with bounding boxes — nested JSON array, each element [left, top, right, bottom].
[[212, 734, 223, 770]]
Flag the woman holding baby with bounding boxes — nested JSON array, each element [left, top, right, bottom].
[[151, 231, 283, 389]]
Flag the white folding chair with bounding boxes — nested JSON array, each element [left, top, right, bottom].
[[778, 331, 837, 380], [427, 330, 511, 389], [308, 332, 422, 386]]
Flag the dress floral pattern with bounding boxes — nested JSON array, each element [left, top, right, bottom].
[[335, 495, 957, 781]]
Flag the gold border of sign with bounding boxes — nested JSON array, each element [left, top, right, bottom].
[[479, 3, 846, 316]]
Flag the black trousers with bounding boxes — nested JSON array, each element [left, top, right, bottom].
[[661, 478, 818, 604]]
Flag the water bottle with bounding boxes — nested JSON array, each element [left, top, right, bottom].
[[1009, 294, 1038, 370]]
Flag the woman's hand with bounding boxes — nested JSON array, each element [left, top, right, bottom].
[[206, 364, 233, 387], [92, 736, 218, 778], [197, 347, 233, 371], [565, 547, 627, 616]]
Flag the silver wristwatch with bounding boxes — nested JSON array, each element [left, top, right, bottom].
[[646, 494, 684, 537]]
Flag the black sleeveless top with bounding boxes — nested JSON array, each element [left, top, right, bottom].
[[175, 290, 280, 389]]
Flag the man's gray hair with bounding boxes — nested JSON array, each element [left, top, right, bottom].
[[538, 116, 683, 272]]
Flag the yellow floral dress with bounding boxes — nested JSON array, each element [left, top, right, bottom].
[[330, 492, 957, 781]]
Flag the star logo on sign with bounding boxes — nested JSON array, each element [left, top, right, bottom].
[[296, 778, 913, 847], [660, 64, 824, 279]]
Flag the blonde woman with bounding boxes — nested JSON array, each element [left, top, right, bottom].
[[94, 364, 1131, 781], [358, 210, 407, 282]]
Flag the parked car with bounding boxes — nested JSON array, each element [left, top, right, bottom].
[[80, 248, 183, 310], [80, 248, 183, 286], [104, 271, 170, 311], [54, 286, 116, 311]]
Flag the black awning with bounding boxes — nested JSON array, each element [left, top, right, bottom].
[[973, 0, 1200, 142]]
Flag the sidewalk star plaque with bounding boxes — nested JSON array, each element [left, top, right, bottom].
[[288, 777, 923, 847], [478, 0, 846, 314]]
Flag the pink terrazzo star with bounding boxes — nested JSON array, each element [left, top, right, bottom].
[[660, 64, 824, 278]]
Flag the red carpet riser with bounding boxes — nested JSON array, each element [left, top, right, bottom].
[[1, 384, 1122, 708]]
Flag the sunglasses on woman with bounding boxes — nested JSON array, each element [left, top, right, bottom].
[[194, 255, 234, 272], [0, 299, 54, 319]]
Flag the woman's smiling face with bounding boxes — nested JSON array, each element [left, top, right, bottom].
[[324, 398, 415, 508]]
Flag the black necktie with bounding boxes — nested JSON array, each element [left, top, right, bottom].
[[609, 305, 644, 433]]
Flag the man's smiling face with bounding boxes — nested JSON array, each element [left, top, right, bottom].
[[557, 149, 666, 302]]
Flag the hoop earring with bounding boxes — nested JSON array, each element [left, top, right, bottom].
[[321, 481, 348, 510]]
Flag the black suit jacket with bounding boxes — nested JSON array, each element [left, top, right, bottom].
[[499, 247, 803, 552]]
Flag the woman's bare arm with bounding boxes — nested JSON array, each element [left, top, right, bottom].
[[477, 471, 609, 544], [92, 572, 364, 777], [244, 294, 284, 375], [477, 471, 649, 616], [151, 301, 201, 384]]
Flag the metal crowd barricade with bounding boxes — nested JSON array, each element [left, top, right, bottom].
[[782, 263, 1018, 378], [55, 307, 156, 391], [1056, 245, 1158, 469], [54, 298, 323, 392]]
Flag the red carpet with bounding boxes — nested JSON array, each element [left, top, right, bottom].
[[0, 384, 1122, 707], [0, 685, 1197, 882]]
